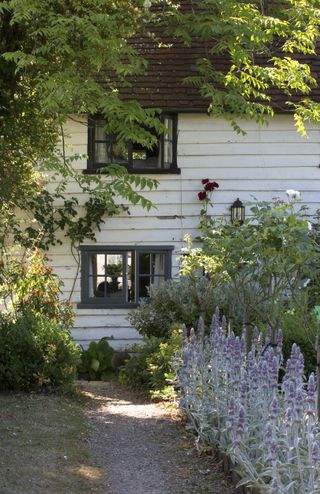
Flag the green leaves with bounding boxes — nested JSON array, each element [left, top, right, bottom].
[[182, 197, 320, 330], [168, 0, 320, 133]]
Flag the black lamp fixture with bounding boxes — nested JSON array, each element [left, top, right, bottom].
[[231, 198, 245, 225]]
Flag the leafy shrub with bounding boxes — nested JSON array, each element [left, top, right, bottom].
[[181, 197, 319, 340], [119, 329, 181, 398], [147, 328, 181, 399], [118, 337, 161, 390], [129, 277, 219, 339], [0, 312, 80, 391], [0, 249, 74, 328], [281, 307, 317, 376], [77, 338, 114, 381]]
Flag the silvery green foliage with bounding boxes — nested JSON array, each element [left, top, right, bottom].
[[177, 311, 320, 493]]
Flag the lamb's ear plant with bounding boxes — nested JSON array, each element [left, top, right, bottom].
[[176, 311, 320, 493]]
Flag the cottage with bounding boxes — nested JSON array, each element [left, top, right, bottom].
[[47, 4, 320, 349]]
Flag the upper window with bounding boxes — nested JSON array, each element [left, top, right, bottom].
[[87, 114, 177, 172], [79, 245, 173, 308]]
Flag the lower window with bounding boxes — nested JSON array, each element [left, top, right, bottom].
[[79, 245, 173, 308]]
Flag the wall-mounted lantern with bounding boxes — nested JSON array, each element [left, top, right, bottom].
[[231, 198, 245, 225]]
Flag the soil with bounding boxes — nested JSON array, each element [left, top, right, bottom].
[[81, 381, 235, 494]]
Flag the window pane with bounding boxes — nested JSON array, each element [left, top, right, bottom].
[[89, 275, 106, 298], [163, 140, 172, 167], [139, 253, 150, 274], [106, 254, 123, 276], [127, 251, 135, 303], [132, 142, 160, 168], [138, 253, 166, 298], [95, 254, 106, 275], [150, 275, 165, 289], [151, 254, 165, 276], [104, 254, 123, 300], [164, 117, 173, 139], [139, 276, 151, 298], [95, 142, 111, 164], [112, 142, 129, 164], [95, 121, 107, 140], [163, 116, 174, 167]]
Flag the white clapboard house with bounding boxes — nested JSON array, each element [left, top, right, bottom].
[[47, 17, 320, 349]]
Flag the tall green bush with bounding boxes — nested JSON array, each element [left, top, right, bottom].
[[0, 312, 80, 391], [181, 198, 320, 334], [128, 277, 220, 339]]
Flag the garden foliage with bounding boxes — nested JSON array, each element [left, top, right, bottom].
[[128, 277, 219, 339], [181, 197, 320, 348], [0, 250, 80, 391], [119, 329, 181, 399], [0, 249, 73, 327], [77, 338, 114, 381], [0, 312, 80, 391], [177, 312, 320, 493]]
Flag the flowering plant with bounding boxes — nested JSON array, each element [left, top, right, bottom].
[[176, 311, 320, 493], [197, 179, 219, 233], [181, 196, 319, 338]]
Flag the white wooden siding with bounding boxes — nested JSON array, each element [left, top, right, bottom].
[[47, 114, 320, 348]]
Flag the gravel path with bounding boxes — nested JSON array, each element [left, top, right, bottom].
[[82, 381, 235, 494]]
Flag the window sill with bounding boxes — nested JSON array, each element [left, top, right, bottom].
[[77, 303, 139, 310], [83, 167, 181, 175]]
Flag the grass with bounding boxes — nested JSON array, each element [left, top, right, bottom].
[[0, 390, 105, 494]]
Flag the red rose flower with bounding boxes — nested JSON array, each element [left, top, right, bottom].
[[198, 191, 207, 200], [205, 180, 219, 191], [201, 178, 210, 185]]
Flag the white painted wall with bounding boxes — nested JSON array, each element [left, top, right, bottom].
[[48, 114, 320, 348]]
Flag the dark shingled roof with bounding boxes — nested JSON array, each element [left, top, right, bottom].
[[99, 1, 320, 112]]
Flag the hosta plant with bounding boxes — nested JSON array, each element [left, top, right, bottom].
[[77, 338, 114, 381]]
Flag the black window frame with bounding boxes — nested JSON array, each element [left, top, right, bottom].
[[86, 114, 178, 173], [78, 245, 174, 309]]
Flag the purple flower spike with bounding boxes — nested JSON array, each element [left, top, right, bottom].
[[264, 422, 273, 445], [227, 397, 236, 432], [211, 312, 220, 335], [269, 356, 279, 389], [237, 405, 246, 435], [284, 407, 293, 428], [221, 315, 227, 335], [264, 421, 278, 462], [306, 373, 317, 417], [270, 396, 280, 421], [308, 373, 316, 396], [268, 438, 278, 463], [286, 381, 296, 406], [190, 327, 195, 346]]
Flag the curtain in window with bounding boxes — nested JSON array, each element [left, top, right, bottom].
[[153, 253, 165, 288]]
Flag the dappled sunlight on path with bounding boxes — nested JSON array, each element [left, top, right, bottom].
[[82, 381, 234, 494]]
